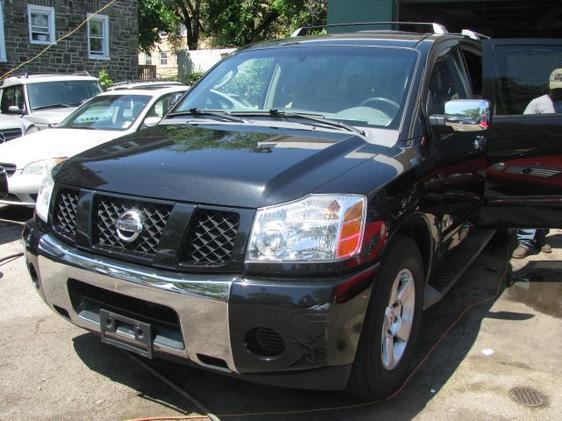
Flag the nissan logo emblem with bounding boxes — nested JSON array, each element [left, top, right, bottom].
[[115, 210, 144, 242]]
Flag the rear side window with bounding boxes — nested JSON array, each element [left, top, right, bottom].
[[484, 43, 562, 115]]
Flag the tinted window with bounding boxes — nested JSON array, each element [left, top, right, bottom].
[[427, 47, 470, 116], [175, 46, 418, 129], [27, 80, 102, 111], [485, 44, 562, 115], [60, 95, 151, 131], [1, 85, 26, 113]]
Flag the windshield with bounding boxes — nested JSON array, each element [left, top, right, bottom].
[[174, 46, 417, 129], [27, 80, 101, 110], [59, 95, 151, 131]]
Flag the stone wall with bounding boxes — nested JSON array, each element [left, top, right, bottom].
[[0, 0, 138, 81]]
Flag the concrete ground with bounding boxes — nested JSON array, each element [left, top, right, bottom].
[[0, 205, 560, 420]]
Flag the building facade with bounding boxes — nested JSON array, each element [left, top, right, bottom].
[[0, 0, 138, 80], [327, 0, 562, 38]]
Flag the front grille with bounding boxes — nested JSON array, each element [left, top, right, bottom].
[[182, 209, 240, 265], [0, 128, 23, 143], [53, 189, 79, 240], [93, 196, 172, 257], [0, 163, 16, 176]]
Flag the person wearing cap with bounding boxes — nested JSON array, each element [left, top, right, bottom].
[[513, 67, 562, 259]]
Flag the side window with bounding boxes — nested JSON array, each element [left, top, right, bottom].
[[0, 85, 25, 113], [461, 48, 482, 96], [485, 44, 562, 115], [144, 92, 184, 121], [426, 47, 470, 116]]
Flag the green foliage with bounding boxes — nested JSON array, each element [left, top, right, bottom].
[[184, 71, 205, 85], [203, 0, 327, 47], [98, 69, 113, 90], [138, 0, 179, 53]]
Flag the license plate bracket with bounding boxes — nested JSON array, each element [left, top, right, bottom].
[[100, 309, 153, 358]]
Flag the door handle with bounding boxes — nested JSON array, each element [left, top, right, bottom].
[[473, 135, 487, 151]]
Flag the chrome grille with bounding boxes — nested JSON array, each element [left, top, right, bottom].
[[93, 196, 172, 257], [53, 190, 79, 240], [0, 128, 23, 143], [0, 163, 16, 176], [182, 209, 239, 265]]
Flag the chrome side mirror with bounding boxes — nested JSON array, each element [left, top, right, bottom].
[[444, 99, 491, 132], [7, 105, 23, 115]]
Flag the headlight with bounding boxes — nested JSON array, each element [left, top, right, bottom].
[[247, 194, 367, 263], [21, 157, 67, 176], [36, 169, 55, 223]]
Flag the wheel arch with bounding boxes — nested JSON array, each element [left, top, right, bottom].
[[387, 214, 435, 285]]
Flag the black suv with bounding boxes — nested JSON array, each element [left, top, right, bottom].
[[22, 24, 562, 399]]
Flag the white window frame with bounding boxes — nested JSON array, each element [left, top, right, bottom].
[[160, 51, 168, 66], [87, 13, 109, 60], [0, 1, 6, 62], [27, 4, 56, 45]]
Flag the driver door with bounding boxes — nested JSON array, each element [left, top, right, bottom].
[[478, 38, 562, 228]]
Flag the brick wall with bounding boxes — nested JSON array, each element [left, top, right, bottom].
[[0, 0, 138, 81]]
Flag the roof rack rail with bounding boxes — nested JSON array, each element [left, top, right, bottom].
[[291, 21, 448, 37], [460, 29, 490, 40]]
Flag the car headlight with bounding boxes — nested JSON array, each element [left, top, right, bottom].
[[247, 194, 367, 263], [36, 169, 55, 223], [21, 157, 67, 176]]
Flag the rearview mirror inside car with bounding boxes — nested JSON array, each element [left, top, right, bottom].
[[444, 99, 491, 132]]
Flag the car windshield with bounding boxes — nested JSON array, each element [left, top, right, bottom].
[[59, 95, 151, 131], [173, 46, 417, 130], [27, 80, 102, 111]]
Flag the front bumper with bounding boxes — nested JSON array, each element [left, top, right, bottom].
[[0, 172, 40, 207], [23, 220, 377, 390]]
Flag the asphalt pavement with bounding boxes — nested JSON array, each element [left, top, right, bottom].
[[0, 205, 560, 420]]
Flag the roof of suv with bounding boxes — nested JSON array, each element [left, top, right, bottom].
[[96, 86, 188, 97], [1, 74, 99, 87]]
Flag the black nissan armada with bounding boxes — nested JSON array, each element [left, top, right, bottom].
[[21, 23, 562, 399]]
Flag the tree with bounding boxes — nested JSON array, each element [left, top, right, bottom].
[[171, 1, 203, 50], [138, 0, 179, 53], [203, 0, 327, 47]]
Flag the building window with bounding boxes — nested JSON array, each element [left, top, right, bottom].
[[145, 53, 152, 65], [160, 51, 168, 65], [27, 4, 56, 45], [0, 1, 6, 62], [87, 13, 109, 60]]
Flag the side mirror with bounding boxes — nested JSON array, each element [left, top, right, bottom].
[[7, 105, 23, 115], [143, 116, 161, 128], [444, 99, 491, 132]]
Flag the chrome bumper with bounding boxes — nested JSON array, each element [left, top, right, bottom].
[[25, 230, 238, 373]]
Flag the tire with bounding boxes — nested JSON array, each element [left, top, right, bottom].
[[346, 234, 424, 400]]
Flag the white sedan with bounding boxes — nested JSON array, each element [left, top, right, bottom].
[[0, 85, 187, 207]]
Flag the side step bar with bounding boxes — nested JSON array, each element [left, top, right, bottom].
[[424, 228, 497, 309]]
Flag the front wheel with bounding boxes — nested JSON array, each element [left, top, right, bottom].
[[347, 235, 424, 400]]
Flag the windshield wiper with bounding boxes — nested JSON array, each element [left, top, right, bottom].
[[33, 103, 74, 111], [167, 108, 245, 123], [232, 109, 366, 137]]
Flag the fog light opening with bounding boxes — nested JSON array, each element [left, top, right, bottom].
[[245, 327, 285, 358]]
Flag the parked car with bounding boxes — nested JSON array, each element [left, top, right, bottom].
[[0, 114, 37, 143], [0, 85, 187, 207], [22, 24, 561, 400], [107, 80, 187, 91], [0, 73, 102, 130]]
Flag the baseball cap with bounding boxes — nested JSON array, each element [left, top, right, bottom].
[[550, 68, 562, 89]]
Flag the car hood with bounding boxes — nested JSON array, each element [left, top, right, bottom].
[[27, 108, 77, 126], [0, 114, 27, 130], [57, 124, 401, 208], [0, 128, 120, 169]]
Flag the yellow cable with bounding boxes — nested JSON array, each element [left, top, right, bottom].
[[0, 0, 120, 81]]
